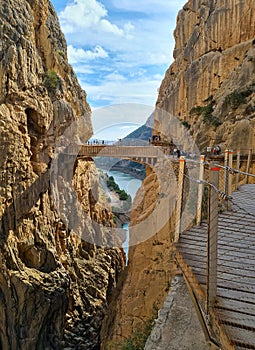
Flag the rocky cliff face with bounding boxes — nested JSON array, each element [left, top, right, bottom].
[[0, 1, 125, 349], [101, 0, 255, 347], [156, 0, 255, 151], [101, 163, 178, 348]]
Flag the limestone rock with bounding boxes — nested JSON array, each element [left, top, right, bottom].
[[101, 1, 255, 348], [0, 1, 125, 349], [156, 0, 255, 151], [100, 162, 177, 348]]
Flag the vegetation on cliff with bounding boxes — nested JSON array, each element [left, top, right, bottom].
[[99, 172, 132, 222], [107, 306, 157, 350]]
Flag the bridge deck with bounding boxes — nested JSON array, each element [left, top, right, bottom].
[[174, 185, 255, 349]]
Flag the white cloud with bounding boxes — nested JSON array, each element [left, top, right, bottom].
[[81, 76, 161, 107], [67, 45, 108, 63], [100, 19, 124, 36], [53, 0, 187, 108], [59, 0, 130, 37], [104, 72, 126, 82]]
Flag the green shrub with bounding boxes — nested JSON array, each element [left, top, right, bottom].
[[190, 98, 221, 126], [57, 49, 65, 58], [106, 175, 130, 201], [119, 190, 128, 201], [118, 307, 158, 350], [224, 91, 247, 109], [44, 69, 58, 90], [224, 87, 254, 110]]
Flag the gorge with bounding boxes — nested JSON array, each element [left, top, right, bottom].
[[1, 1, 255, 350]]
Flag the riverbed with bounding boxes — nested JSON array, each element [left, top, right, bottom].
[[106, 170, 142, 258]]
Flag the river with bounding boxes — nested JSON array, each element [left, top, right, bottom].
[[106, 170, 142, 258]]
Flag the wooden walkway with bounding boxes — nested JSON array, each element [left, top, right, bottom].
[[174, 184, 255, 349]]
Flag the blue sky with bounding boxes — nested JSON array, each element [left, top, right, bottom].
[[51, 0, 187, 138]]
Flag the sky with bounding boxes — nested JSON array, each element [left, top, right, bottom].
[[51, 0, 187, 139]]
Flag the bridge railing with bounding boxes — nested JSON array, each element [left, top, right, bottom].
[[79, 145, 167, 159]]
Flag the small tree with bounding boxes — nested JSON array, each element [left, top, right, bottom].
[[44, 69, 58, 90]]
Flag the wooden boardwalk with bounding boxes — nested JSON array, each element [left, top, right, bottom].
[[174, 184, 255, 349]]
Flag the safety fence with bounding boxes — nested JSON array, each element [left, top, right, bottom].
[[173, 149, 255, 349]]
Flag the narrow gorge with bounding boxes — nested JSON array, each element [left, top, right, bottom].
[[1, 0, 255, 350], [101, 0, 255, 348]]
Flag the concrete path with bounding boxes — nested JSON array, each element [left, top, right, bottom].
[[145, 275, 210, 350]]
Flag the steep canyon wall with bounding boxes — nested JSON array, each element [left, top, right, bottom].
[[156, 0, 255, 151], [0, 1, 125, 349]]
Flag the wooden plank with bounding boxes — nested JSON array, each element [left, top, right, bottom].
[[215, 308, 255, 330], [218, 236, 255, 248], [217, 265, 255, 278], [219, 211, 255, 220], [218, 221, 255, 232], [180, 234, 255, 253], [179, 256, 255, 292], [218, 224, 255, 233], [216, 275, 255, 292], [217, 257, 253, 271], [222, 324, 255, 348], [216, 297, 255, 315], [217, 288, 255, 304], [218, 272, 255, 286], [179, 235, 207, 244], [178, 246, 207, 257], [184, 253, 255, 275], [180, 248, 255, 271], [217, 279, 255, 294], [185, 225, 255, 239], [220, 216, 255, 225], [179, 243, 255, 262], [219, 212, 255, 221], [218, 251, 255, 263], [219, 215, 255, 224]]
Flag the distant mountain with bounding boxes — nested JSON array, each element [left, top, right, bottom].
[[95, 113, 154, 179], [124, 112, 153, 142], [109, 113, 154, 178]]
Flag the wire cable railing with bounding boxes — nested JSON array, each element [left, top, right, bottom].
[[173, 149, 255, 349]]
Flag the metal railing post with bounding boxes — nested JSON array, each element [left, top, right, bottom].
[[196, 154, 205, 225], [235, 150, 240, 190], [228, 150, 233, 196], [223, 149, 228, 194], [245, 148, 252, 184], [206, 163, 220, 314], [174, 156, 185, 243]]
